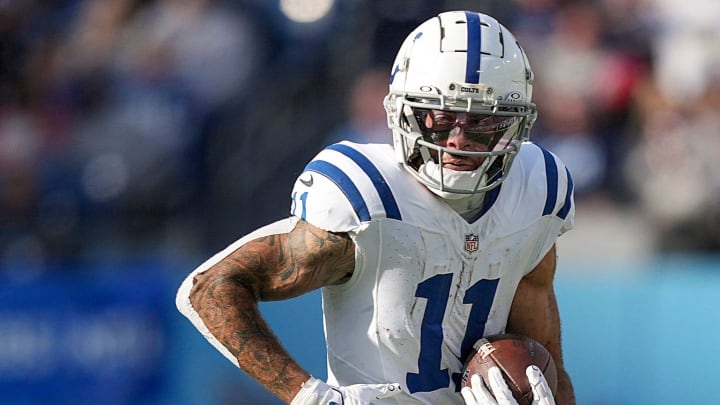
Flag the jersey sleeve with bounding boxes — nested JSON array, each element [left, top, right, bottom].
[[290, 169, 363, 233], [536, 145, 575, 236], [532, 145, 575, 270], [503, 142, 576, 234], [508, 142, 576, 272], [289, 142, 403, 233]]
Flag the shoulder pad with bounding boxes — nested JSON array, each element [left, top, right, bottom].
[[500, 142, 575, 232], [290, 142, 402, 233]]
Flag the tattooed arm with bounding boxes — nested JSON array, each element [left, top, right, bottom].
[[187, 219, 355, 403]]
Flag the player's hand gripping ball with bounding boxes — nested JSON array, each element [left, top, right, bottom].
[[461, 334, 557, 405]]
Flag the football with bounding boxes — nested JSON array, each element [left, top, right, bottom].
[[460, 333, 557, 405]]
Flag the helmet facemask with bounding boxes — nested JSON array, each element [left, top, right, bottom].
[[386, 91, 536, 198]]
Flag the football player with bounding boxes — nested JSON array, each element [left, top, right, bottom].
[[177, 11, 576, 405]]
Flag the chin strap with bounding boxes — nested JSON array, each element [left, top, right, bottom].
[[417, 159, 488, 199]]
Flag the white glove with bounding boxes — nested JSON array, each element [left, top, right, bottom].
[[461, 366, 555, 405], [290, 376, 402, 405]]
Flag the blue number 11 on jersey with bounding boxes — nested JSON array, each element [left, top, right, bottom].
[[407, 274, 500, 393]]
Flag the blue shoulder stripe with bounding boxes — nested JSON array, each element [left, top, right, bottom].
[[326, 144, 402, 220], [464, 11, 481, 84], [305, 160, 371, 222], [541, 148, 559, 216], [557, 167, 574, 220]]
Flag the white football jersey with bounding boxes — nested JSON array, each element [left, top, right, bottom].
[[289, 141, 574, 404]]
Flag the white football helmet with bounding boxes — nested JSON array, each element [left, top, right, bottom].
[[384, 11, 537, 198]]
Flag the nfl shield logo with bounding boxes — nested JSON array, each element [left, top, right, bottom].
[[464, 234, 479, 253]]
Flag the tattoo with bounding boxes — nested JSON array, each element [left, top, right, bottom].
[[189, 220, 354, 402]]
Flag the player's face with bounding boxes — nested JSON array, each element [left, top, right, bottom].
[[420, 110, 518, 171]]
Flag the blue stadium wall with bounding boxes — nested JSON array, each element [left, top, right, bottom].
[[1, 256, 718, 404]]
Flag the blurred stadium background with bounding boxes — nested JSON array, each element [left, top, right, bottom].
[[0, 0, 718, 404]]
